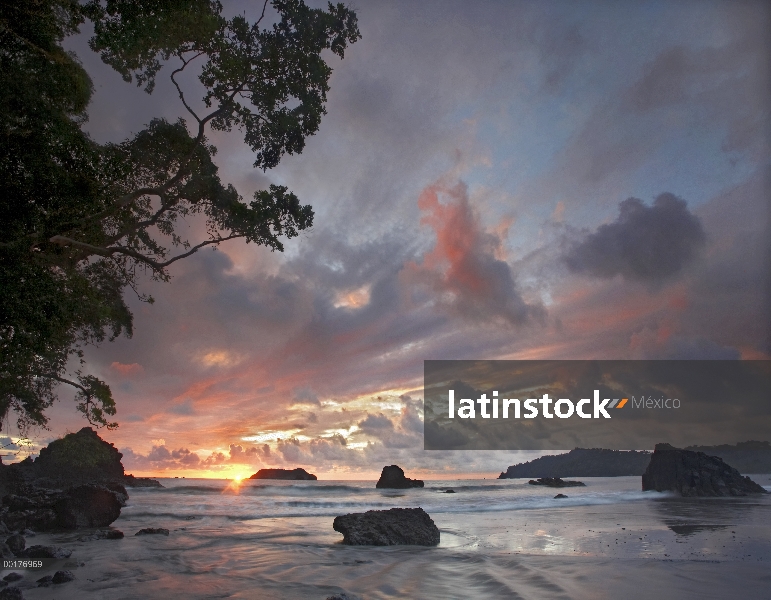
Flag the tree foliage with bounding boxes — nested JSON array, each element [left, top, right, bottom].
[[0, 0, 360, 431]]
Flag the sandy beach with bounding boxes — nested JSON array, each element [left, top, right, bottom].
[[2, 475, 768, 600]]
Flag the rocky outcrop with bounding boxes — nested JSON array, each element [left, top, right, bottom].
[[249, 468, 317, 480], [135, 527, 169, 536], [499, 448, 652, 479], [0, 483, 122, 531], [54, 484, 123, 529], [683, 441, 771, 474], [375, 465, 424, 489], [528, 477, 585, 488], [123, 475, 163, 488], [642, 443, 769, 497], [333, 507, 439, 545]]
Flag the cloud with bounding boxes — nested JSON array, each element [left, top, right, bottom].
[[110, 362, 144, 377], [291, 387, 320, 406], [565, 193, 705, 284], [358, 413, 394, 431], [402, 180, 543, 326]]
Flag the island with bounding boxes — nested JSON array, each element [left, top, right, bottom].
[[499, 448, 652, 479], [249, 468, 317, 480]]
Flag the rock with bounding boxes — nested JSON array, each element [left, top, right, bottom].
[[249, 468, 317, 481], [122, 475, 163, 488], [375, 465, 424, 489], [554, 494, 568, 499], [36, 576, 53, 587], [333, 507, 439, 546], [326, 594, 361, 600], [0, 588, 23, 600], [51, 571, 74, 584], [78, 529, 124, 541], [104, 482, 129, 507], [0, 544, 14, 560], [21, 545, 71, 559], [642, 443, 769, 497], [4, 535, 24, 555], [135, 528, 169, 536], [2, 574, 22, 583], [34, 427, 125, 484], [21, 530, 34, 537], [0, 523, 8, 535], [443, 489, 455, 493], [527, 477, 585, 488], [54, 484, 122, 528]]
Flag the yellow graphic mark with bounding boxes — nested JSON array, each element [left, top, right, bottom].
[[616, 398, 628, 408]]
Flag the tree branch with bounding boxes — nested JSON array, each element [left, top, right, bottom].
[[49, 233, 244, 270], [170, 52, 204, 123]]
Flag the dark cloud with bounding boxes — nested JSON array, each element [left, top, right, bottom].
[[358, 413, 394, 431], [565, 193, 705, 283]]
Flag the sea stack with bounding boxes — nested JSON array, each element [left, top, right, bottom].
[[249, 468, 317, 480], [642, 443, 768, 497], [375, 465, 424, 489]]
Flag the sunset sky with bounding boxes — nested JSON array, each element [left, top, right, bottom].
[[6, 0, 769, 479]]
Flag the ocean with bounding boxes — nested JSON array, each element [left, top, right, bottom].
[[9, 475, 771, 599]]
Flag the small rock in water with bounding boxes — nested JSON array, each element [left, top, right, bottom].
[[0, 587, 24, 600], [444, 489, 456, 493], [554, 494, 568, 499], [51, 571, 75, 584], [528, 477, 585, 488], [2, 574, 22, 583], [326, 594, 362, 600], [333, 507, 440, 546], [4, 536, 24, 556], [0, 543, 14, 560], [21, 545, 71, 559], [78, 529, 124, 541], [36, 575, 53, 587], [135, 528, 169, 536]]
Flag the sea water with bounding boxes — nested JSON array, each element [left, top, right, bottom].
[[9, 476, 771, 599]]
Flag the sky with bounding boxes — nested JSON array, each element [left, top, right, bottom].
[[6, 0, 770, 479]]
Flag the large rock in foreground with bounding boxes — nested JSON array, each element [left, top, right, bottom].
[[642, 443, 768, 497], [333, 508, 439, 546], [249, 468, 317, 480], [375, 465, 424, 489]]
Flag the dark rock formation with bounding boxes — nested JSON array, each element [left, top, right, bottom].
[[78, 529, 124, 541], [34, 427, 124, 484], [683, 441, 771, 474], [0, 587, 23, 600], [375, 465, 424, 489], [135, 527, 169, 536], [51, 571, 75, 584], [444, 489, 455, 493], [642, 443, 769, 497], [54, 484, 123, 529], [554, 494, 568, 499], [333, 507, 439, 546], [0, 428, 163, 533], [249, 468, 317, 480], [4, 535, 23, 555], [326, 594, 362, 600], [528, 477, 585, 488], [123, 475, 164, 488], [2, 574, 21, 583], [0, 543, 14, 560], [21, 545, 71, 559], [499, 448, 652, 479]]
